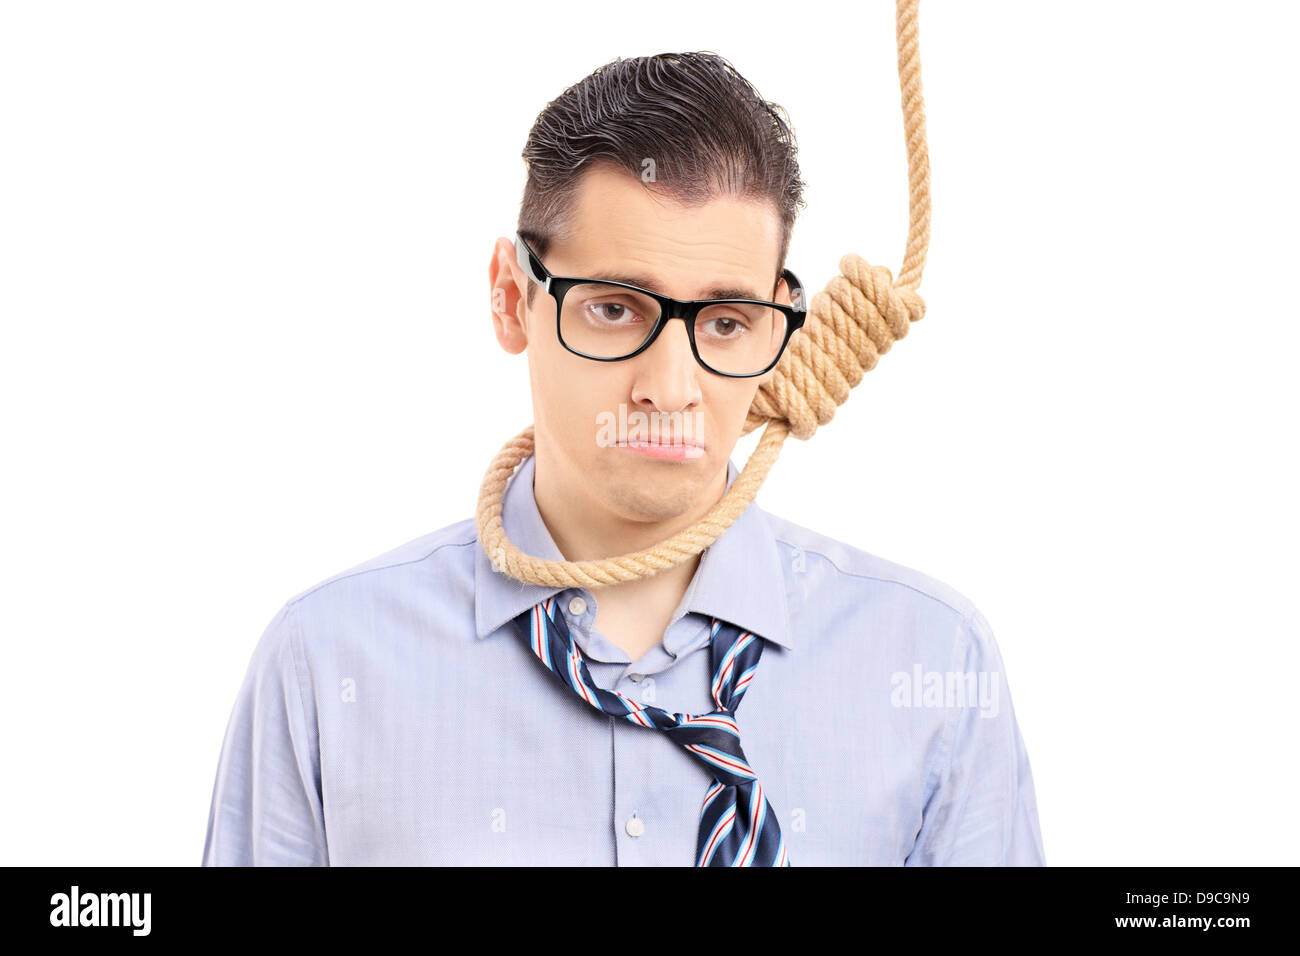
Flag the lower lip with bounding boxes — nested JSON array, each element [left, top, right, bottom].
[[616, 440, 705, 461]]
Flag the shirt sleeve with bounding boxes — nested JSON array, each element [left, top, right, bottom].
[[202, 600, 329, 866], [905, 606, 1046, 866]]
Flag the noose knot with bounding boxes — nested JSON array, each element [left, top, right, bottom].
[[745, 254, 926, 440]]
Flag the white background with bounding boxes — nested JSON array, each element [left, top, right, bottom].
[[2, 0, 1296, 866]]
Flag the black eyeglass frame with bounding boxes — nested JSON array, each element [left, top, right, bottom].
[[514, 233, 807, 379]]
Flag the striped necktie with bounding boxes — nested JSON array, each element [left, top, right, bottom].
[[510, 595, 790, 866]]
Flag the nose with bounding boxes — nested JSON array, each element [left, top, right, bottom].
[[629, 316, 701, 414]]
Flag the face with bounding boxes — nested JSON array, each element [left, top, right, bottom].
[[490, 162, 793, 526]]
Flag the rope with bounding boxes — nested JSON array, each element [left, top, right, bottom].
[[477, 0, 932, 587]]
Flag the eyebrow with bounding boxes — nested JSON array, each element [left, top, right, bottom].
[[584, 270, 768, 302]]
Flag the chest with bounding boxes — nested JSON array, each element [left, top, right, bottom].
[[307, 630, 938, 865]]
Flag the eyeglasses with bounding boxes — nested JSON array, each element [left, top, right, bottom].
[[514, 233, 807, 378]]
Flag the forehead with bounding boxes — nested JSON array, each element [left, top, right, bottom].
[[554, 163, 783, 300]]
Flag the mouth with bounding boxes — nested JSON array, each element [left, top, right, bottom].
[[614, 438, 705, 461]]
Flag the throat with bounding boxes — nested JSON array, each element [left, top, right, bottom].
[[587, 553, 701, 663]]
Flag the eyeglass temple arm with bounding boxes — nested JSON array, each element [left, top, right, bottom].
[[781, 270, 807, 314], [515, 235, 549, 290]]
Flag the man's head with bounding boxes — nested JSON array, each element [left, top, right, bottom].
[[489, 52, 806, 537]]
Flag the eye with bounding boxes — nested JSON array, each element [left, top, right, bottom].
[[699, 313, 751, 339], [586, 299, 645, 324]]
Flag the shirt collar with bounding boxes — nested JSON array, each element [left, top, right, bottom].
[[473, 452, 794, 650]]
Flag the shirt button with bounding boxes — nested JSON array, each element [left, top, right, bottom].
[[625, 815, 645, 837], [629, 674, 643, 682], [568, 596, 587, 616]]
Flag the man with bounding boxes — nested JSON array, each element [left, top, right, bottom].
[[203, 51, 1045, 866]]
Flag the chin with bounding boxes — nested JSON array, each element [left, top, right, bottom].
[[597, 454, 709, 515]]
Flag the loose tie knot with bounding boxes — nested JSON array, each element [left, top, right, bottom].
[[662, 708, 758, 789]]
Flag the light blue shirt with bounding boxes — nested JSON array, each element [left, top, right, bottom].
[[202, 452, 1046, 865]]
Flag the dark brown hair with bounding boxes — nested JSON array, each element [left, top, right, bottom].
[[516, 51, 807, 309]]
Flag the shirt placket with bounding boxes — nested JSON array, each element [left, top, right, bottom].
[[559, 593, 718, 866]]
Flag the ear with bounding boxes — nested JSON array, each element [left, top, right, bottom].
[[489, 236, 529, 355]]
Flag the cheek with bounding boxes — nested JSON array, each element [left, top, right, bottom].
[[712, 383, 758, 424], [543, 366, 632, 451]]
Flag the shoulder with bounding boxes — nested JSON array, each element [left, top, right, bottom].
[[757, 505, 982, 637], [280, 517, 479, 620]]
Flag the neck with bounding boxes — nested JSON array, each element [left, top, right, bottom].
[[530, 435, 728, 657]]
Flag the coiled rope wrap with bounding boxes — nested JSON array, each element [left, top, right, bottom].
[[477, 0, 932, 588]]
